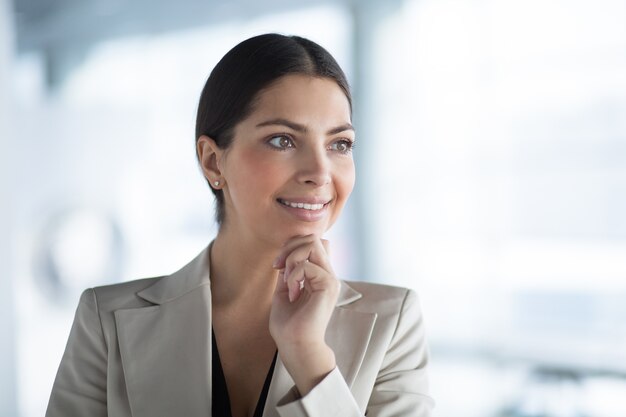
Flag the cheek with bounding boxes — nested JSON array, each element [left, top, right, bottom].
[[337, 160, 356, 199], [229, 149, 285, 201], [326, 162, 355, 230]]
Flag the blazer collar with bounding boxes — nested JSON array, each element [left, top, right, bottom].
[[135, 245, 213, 305]]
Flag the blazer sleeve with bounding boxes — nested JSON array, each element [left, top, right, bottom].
[[276, 289, 434, 417], [46, 289, 108, 417]]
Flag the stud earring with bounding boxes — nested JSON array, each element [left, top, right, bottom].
[[214, 180, 220, 187]]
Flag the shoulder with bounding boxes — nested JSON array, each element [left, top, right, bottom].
[[78, 245, 211, 313], [85, 276, 163, 313]]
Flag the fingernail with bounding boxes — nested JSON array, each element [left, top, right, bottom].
[[272, 256, 280, 268], [288, 289, 295, 302]]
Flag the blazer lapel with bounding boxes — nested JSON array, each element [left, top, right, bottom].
[[115, 247, 214, 417], [262, 281, 377, 417], [325, 306, 377, 387]]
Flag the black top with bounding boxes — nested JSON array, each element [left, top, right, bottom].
[[212, 330, 278, 417]]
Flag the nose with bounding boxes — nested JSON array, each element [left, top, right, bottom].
[[296, 147, 331, 186]]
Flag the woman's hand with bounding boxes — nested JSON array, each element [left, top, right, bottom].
[[269, 234, 340, 395]]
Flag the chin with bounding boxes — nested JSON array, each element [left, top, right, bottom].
[[280, 223, 329, 240]]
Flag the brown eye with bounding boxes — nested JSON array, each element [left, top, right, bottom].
[[330, 139, 354, 153], [268, 135, 295, 150]]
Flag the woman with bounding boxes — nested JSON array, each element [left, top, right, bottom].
[[46, 33, 434, 417]]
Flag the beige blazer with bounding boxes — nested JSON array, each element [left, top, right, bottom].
[[46, 246, 434, 417]]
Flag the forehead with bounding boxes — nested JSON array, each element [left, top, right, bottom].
[[245, 75, 352, 125]]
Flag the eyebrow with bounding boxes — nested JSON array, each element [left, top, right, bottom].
[[256, 118, 355, 135]]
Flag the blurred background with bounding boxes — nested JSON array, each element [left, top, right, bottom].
[[1, 0, 626, 415]]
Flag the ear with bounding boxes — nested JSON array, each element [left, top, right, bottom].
[[197, 135, 225, 187]]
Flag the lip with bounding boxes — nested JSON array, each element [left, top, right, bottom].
[[277, 196, 332, 205], [276, 198, 331, 222]]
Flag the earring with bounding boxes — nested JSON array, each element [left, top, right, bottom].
[[214, 180, 220, 187]]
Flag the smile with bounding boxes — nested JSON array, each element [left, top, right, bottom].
[[277, 199, 328, 211]]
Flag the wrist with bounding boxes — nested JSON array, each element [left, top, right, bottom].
[[278, 342, 336, 396]]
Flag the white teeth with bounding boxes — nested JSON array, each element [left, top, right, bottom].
[[280, 200, 325, 210]]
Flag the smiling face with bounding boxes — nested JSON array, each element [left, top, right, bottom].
[[215, 74, 355, 246]]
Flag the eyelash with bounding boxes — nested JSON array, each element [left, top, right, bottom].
[[267, 135, 295, 150], [266, 134, 355, 154], [331, 139, 356, 154]]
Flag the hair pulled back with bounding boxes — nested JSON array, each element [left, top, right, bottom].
[[195, 33, 352, 225]]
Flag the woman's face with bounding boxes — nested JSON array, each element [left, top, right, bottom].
[[218, 74, 355, 246]]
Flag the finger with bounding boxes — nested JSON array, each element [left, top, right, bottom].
[[285, 260, 317, 302], [274, 270, 288, 296], [286, 261, 336, 303], [283, 240, 333, 281], [285, 261, 305, 302], [273, 235, 317, 269]]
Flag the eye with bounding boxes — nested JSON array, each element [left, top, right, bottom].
[[329, 139, 355, 154], [267, 135, 295, 150]]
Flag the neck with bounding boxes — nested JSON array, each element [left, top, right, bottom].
[[209, 230, 281, 309]]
